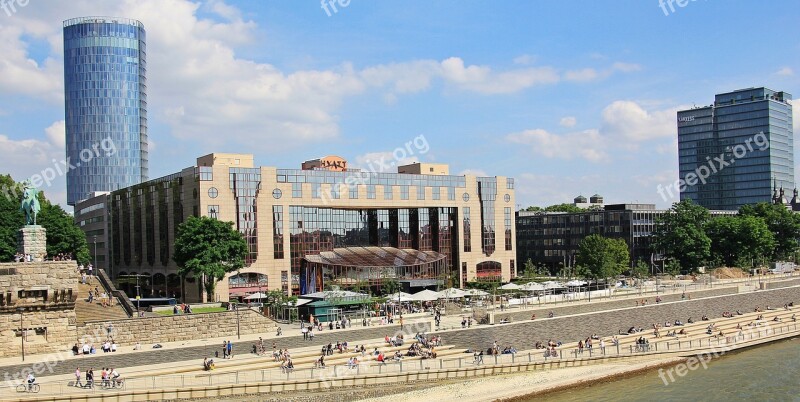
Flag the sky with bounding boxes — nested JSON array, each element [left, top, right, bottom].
[[0, 0, 799, 210]]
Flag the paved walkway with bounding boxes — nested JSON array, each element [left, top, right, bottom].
[[0, 274, 793, 381]]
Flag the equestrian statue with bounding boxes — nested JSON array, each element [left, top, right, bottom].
[[19, 180, 41, 226]]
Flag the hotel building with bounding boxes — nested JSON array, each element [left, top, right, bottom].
[[678, 87, 794, 210], [82, 154, 516, 302]]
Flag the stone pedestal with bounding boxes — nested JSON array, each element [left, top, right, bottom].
[[17, 226, 47, 262]]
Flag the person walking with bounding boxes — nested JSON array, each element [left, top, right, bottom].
[[226, 340, 233, 359], [222, 341, 228, 359], [74, 368, 83, 388]]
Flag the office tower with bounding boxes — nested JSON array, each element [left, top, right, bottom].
[[678, 87, 793, 210], [63, 17, 148, 205]]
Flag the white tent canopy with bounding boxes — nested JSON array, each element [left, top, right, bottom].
[[437, 288, 466, 299], [498, 283, 521, 290], [411, 289, 440, 302], [387, 292, 415, 302], [566, 280, 588, 287], [542, 281, 567, 290], [244, 292, 267, 300], [520, 282, 545, 291], [463, 289, 489, 297]]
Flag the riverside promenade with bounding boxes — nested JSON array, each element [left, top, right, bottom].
[[0, 275, 797, 401]]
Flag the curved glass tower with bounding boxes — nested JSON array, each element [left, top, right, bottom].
[[64, 17, 148, 205]]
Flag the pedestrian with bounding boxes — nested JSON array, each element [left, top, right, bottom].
[[74, 367, 83, 388], [226, 340, 233, 359], [309, 328, 315, 340], [222, 341, 228, 359], [302, 326, 308, 340]]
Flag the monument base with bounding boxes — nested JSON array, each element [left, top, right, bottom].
[[17, 225, 47, 262]]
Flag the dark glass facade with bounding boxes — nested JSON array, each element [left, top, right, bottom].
[[290, 206, 458, 294], [678, 88, 794, 210], [515, 204, 736, 274], [64, 17, 148, 205]]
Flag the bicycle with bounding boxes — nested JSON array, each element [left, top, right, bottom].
[[16, 383, 40, 393], [101, 378, 125, 390]]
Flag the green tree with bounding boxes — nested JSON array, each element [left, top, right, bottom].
[[706, 215, 774, 268], [631, 259, 650, 279], [37, 200, 91, 264], [652, 200, 711, 272], [173, 216, 248, 301], [523, 258, 535, 276], [0, 175, 24, 261], [382, 278, 400, 296], [0, 174, 89, 263], [544, 203, 584, 213], [576, 234, 629, 281], [739, 202, 800, 260]]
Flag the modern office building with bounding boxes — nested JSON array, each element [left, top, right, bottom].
[[80, 154, 516, 302], [677, 87, 794, 210], [63, 17, 148, 205], [516, 204, 736, 274], [74, 192, 110, 271]]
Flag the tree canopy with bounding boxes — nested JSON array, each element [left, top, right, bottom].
[[652, 200, 711, 272], [576, 234, 629, 280], [524, 203, 586, 213], [173, 216, 248, 300], [738, 202, 800, 260], [706, 215, 774, 268]]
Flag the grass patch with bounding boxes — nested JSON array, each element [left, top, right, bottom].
[[154, 306, 227, 316]]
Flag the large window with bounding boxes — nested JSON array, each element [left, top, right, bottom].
[[504, 207, 512, 251], [463, 207, 471, 253], [478, 178, 497, 256], [476, 261, 501, 282], [230, 168, 260, 265], [273, 206, 284, 259]]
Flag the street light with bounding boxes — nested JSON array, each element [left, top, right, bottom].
[[92, 236, 97, 271], [17, 307, 25, 361]]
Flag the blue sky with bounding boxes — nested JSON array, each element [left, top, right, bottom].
[[0, 0, 799, 209]]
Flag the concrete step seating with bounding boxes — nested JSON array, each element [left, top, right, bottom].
[[74, 277, 129, 326], [476, 307, 800, 362], [196, 342, 459, 376]]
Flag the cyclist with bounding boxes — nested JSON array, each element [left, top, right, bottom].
[[110, 368, 121, 387], [26, 373, 36, 391]]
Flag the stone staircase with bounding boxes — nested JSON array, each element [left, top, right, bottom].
[[74, 277, 129, 326]]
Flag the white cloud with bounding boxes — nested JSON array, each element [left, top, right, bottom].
[[564, 68, 599, 82], [600, 101, 679, 141], [794, 103, 800, 136], [564, 62, 640, 82], [439, 57, 560, 94], [513, 54, 535, 65], [0, 126, 67, 206], [559, 116, 577, 127], [775, 67, 794, 76], [0, 0, 645, 162], [506, 128, 608, 162], [44, 120, 65, 150], [611, 62, 641, 73]]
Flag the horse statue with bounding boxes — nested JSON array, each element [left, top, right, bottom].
[[19, 180, 41, 226]]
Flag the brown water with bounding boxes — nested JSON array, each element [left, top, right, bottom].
[[536, 337, 800, 402]]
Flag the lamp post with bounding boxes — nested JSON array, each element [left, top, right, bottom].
[[92, 236, 97, 271], [17, 307, 25, 361]]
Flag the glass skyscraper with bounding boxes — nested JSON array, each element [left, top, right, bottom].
[[63, 17, 148, 205], [678, 87, 794, 210]]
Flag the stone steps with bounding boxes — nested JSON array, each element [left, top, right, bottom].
[[74, 278, 129, 326]]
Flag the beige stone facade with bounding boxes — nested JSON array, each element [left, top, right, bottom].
[[99, 153, 516, 302], [0, 261, 79, 358]]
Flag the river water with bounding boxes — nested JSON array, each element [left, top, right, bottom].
[[538, 337, 800, 402]]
